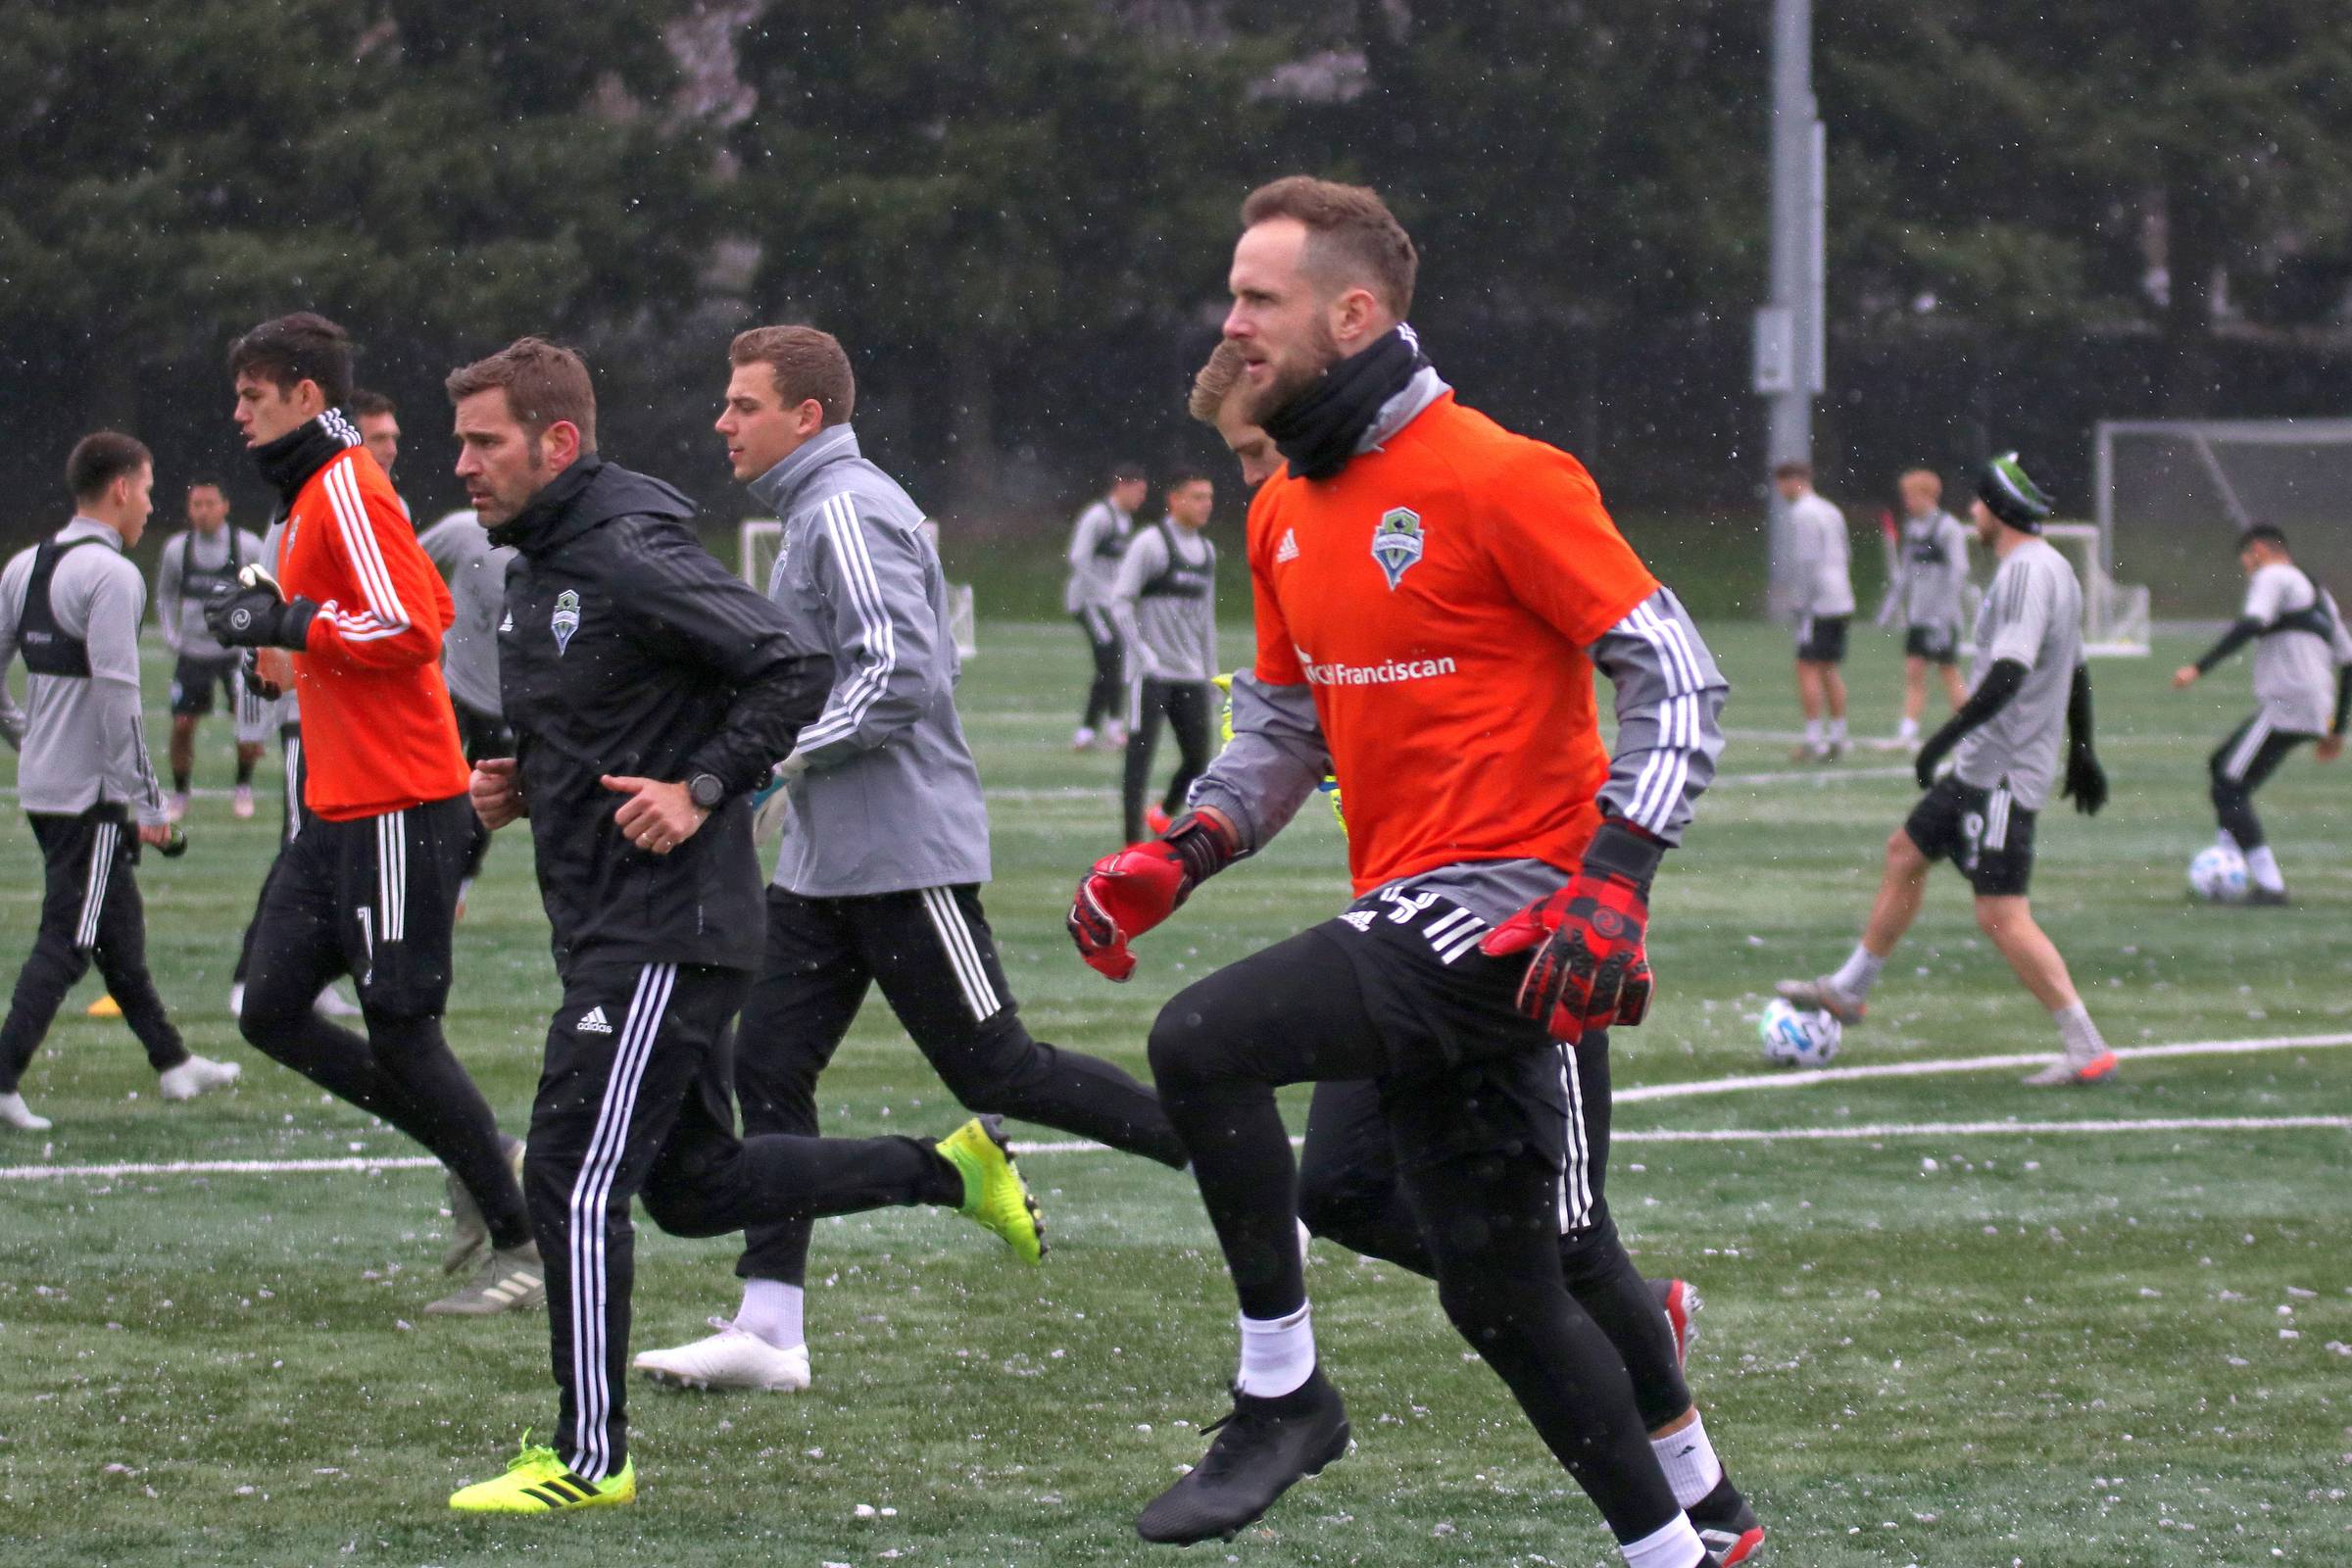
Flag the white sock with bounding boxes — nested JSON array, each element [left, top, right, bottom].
[[2245, 844, 2285, 893], [1619, 1510, 1707, 1568], [1650, 1411, 1725, 1508], [1829, 942, 1886, 1000], [735, 1279, 805, 1351], [1237, 1302, 1315, 1397], [1826, 716, 1847, 744], [1896, 715, 1920, 741], [2215, 827, 2239, 854], [2053, 1003, 2108, 1061], [1803, 718, 1824, 748]]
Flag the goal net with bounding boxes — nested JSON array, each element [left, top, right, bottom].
[[1952, 521, 2150, 660], [738, 517, 978, 659], [2095, 417, 2352, 620]]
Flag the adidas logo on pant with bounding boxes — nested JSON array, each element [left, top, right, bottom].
[[577, 1006, 612, 1035]]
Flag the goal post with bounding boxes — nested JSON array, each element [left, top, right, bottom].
[[738, 516, 977, 659]]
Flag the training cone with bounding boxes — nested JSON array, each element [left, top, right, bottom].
[[85, 995, 123, 1018]]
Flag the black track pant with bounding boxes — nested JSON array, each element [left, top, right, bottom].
[[1074, 608, 1124, 731], [1148, 911, 1682, 1547], [733, 883, 1187, 1286], [530, 960, 966, 1479], [1, 806, 188, 1094], [233, 721, 308, 989], [2209, 710, 2315, 851], [1298, 1036, 1691, 1431], [237, 794, 528, 1252], [1122, 676, 1214, 843]]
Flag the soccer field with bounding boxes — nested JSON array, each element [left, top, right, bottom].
[[4, 617, 2349, 1568]]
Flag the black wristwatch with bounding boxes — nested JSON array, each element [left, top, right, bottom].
[[686, 772, 726, 811]]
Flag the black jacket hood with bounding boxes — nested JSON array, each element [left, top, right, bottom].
[[489, 457, 698, 558]]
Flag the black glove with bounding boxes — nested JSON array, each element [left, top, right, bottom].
[[206, 582, 317, 651], [1914, 728, 1956, 790], [240, 649, 282, 701], [2063, 744, 2107, 815]]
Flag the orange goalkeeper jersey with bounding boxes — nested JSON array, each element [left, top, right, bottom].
[[1245, 390, 1656, 895], [276, 436, 468, 820]]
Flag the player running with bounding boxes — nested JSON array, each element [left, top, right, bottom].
[[1070, 178, 1736, 1567], [155, 480, 270, 820], [1780, 454, 2116, 1087], [627, 326, 1185, 1396], [440, 337, 1040, 1514], [0, 433, 241, 1130], [203, 312, 535, 1316], [1110, 469, 1220, 844], [1184, 337, 1757, 1563], [2171, 524, 2352, 904], [1878, 468, 1971, 747]]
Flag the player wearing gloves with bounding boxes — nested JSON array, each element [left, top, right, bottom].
[[1070, 179, 1737, 1568], [1781, 453, 2116, 1087]]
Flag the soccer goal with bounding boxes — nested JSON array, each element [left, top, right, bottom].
[[738, 516, 978, 659], [1951, 521, 2151, 661], [2094, 417, 2352, 621]]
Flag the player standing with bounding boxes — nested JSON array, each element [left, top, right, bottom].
[[2171, 524, 2352, 903], [0, 434, 241, 1130], [440, 336, 1040, 1513], [1880, 468, 1971, 746], [627, 326, 1184, 1395], [1780, 454, 2116, 1086], [1070, 179, 1734, 1566], [1110, 470, 1219, 844], [203, 312, 535, 1315], [1065, 463, 1145, 750], [155, 480, 271, 820], [1778, 461, 1852, 760]]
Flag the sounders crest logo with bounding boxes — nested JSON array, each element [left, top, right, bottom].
[[552, 589, 581, 656], [1370, 508, 1423, 590]]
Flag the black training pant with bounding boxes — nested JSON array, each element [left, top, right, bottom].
[[1121, 676, 1215, 843], [732, 882, 1186, 1286], [1298, 1034, 1692, 1431], [1148, 900, 1682, 1547], [233, 721, 308, 990], [529, 959, 964, 1479], [2209, 710, 2316, 851], [1074, 608, 1124, 731], [0, 806, 188, 1094], [237, 793, 528, 1252]]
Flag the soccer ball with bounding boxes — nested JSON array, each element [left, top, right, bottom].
[[2187, 845, 2249, 904], [1759, 998, 1841, 1067]]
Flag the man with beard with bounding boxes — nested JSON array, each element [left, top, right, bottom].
[[1069, 179, 1735, 1567]]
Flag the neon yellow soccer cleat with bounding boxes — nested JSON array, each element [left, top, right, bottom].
[[937, 1115, 1046, 1264], [449, 1437, 635, 1514]]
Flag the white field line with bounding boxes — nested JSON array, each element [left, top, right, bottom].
[[8, 1033, 2350, 1181]]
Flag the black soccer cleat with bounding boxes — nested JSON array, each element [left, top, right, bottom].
[[1136, 1367, 1351, 1545], [1690, 1473, 1765, 1565]]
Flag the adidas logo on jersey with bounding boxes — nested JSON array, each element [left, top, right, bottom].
[[1275, 528, 1299, 564], [576, 1006, 612, 1035], [499, 611, 514, 632]]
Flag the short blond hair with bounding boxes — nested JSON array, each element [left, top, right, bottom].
[[1188, 339, 1250, 425]]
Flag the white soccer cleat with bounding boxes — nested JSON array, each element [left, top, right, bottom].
[[635, 1319, 811, 1392], [0, 1092, 53, 1131], [232, 784, 256, 819], [226, 981, 245, 1017], [165, 792, 191, 824], [158, 1054, 242, 1102], [1774, 975, 1867, 1026], [2023, 1045, 2118, 1088], [314, 983, 363, 1019], [1072, 725, 1097, 752]]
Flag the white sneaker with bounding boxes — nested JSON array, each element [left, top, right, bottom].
[[634, 1319, 811, 1392], [158, 1054, 242, 1102], [232, 784, 256, 819], [1072, 725, 1097, 752], [227, 982, 246, 1016], [0, 1092, 52, 1131], [314, 983, 363, 1019], [165, 792, 191, 823], [2023, 1045, 2118, 1087]]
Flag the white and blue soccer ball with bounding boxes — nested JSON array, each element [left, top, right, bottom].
[[2188, 845, 2249, 904], [1759, 998, 1842, 1067]]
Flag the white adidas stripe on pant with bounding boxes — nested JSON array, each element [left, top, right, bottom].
[[919, 887, 1004, 1022], [75, 821, 118, 951], [1555, 1041, 1594, 1235]]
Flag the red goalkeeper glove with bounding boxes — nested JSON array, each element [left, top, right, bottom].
[[1068, 812, 1238, 981], [1480, 820, 1660, 1034]]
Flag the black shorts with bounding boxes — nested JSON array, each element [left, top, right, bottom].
[[1318, 889, 1569, 1175], [1903, 775, 2036, 897], [170, 654, 239, 717], [250, 793, 471, 1017], [1795, 614, 1849, 664], [1903, 622, 1959, 664]]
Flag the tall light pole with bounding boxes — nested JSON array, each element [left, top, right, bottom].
[[1754, 0, 1824, 618]]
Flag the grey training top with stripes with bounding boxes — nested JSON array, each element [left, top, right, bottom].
[[1108, 516, 1218, 683], [1951, 535, 2082, 811], [2242, 562, 2352, 736], [1896, 508, 1971, 633], [0, 517, 168, 821], [1062, 497, 1133, 614]]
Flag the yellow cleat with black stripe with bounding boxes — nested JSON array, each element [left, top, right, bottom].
[[449, 1437, 634, 1514], [937, 1115, 1046, 1264]]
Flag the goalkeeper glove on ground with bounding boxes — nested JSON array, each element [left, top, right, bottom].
[[1481, 820, 1659, 1034], [1068, 812, 1238, 981], [206, 564, 317, 651]]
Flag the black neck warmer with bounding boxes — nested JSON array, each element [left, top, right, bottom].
[[252, 411, 360, 506], [1261, 325, 1431, 481]]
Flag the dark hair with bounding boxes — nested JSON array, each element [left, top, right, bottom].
[[67, 431, 152, 503], [445, 337, 599, 451], [1240, 175, 1419, 317], [228, 312, 355, 410], [1189, 340, 1248, 425], [729, 325, 856, 425], [1108, 462, 1147, 487], [1773, 460, 1813, 482], [184, 476, 228, 495], [1165, 470, 1215, 491], [348, 388, 396, 419], [2237, 522, 2289, 554]]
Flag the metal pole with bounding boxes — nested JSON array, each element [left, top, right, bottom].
[[1760, 0, 1822, 620]]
